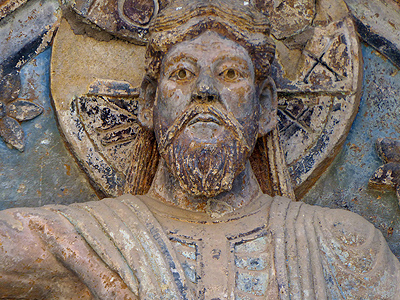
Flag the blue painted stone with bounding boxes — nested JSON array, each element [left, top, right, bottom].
[[303, 44, 400, 259], [0, 48, 98, 210]]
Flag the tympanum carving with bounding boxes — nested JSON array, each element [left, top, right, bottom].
[[0, 0, 399, 299], [53, 0, 362, 198]]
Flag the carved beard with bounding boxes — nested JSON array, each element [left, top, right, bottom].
[[157, 103, 254, 198]]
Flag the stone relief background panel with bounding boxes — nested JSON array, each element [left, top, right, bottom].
[[1, 41, 399, 257], [0, 48, 98, 210], [303, 45, 400, 257]]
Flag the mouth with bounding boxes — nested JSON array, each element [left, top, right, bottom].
[[187, 114, 222, 126]]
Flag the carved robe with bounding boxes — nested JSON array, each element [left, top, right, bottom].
[[0, 194, 399, 299]]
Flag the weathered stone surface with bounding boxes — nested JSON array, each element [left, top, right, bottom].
[[374, 138, 400, 163], [7, 99, 42, 122], [0, 0, 400, 298], [0, 49, 98, 210], [252, 0, 315, 39], [0, 0, 59, 76], [369, 138, 400, 203], [370, 162, 400, 192], [272, 8, 362, 197], [303, 45, 400, 258], [62, 0, 162, 44], [0, 0, 396, 221], [121, 0, 156, 25], [0, 116, 25, 151], [51, 18, 152, 196], [0, 0, 30, 20], [51, 18, 146, 115], [0, 70, 43, 151], [52, 0, 362, 198], [344, 0, 400, 68], [0, 70, 21, 103]]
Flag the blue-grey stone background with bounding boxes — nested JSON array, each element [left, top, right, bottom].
[[0, 48, 98, 209], [303, 45, 400, 257]]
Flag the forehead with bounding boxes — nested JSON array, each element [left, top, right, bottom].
[[163, 31, 252, 65]]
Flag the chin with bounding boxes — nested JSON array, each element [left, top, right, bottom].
[[163, 131, 249, 198]]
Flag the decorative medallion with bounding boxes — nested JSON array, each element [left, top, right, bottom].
[[63, 0, 163, 44], [252, 0, 316, 39], [51, 0, 362, 198]]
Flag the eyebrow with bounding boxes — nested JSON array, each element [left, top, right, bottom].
[[164, 53, 198, 69], [213, 53, 251, 68]]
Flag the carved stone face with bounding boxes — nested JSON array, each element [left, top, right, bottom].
[[153, 31, 262, 197]]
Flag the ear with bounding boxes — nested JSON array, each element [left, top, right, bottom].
[[258, 77, 278, 137], [138, 76, 157, 130]]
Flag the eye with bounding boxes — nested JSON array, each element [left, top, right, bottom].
[[170, 68, 194, 81], [220, 68, 241, 81]]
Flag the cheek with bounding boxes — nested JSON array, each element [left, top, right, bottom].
[[220, 84, 257, 119], [155, 82, 192, 126]]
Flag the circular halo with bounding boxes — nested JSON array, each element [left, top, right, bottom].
[[51, 0, 362, 198]]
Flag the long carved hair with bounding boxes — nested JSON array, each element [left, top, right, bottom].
[[124, 0, 295, 200]]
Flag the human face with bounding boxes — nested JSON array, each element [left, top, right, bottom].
[[152, 31, 261, 197], [153, 31, 260, 150]]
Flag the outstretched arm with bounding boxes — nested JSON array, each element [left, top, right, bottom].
[[0, 207, 93, 299], [0, 207, 138, 299]]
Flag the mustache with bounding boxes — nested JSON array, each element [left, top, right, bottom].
[[157, 102, 251, 155]]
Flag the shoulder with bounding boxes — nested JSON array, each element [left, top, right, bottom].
[[269, 197, 400, 296], [0, 194, 148, 235], [313, 205, 376, 244], [269, 196, 398, 273], [304, 203, 400, 294], [309, 204, 380, 253], [284, 200, 384, 257], [0, 206, 78, 277], [268, 196, 377, 245], [312, 205, 400, 297]]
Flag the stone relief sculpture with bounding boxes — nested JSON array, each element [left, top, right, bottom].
[[0, 70, 43, 151], [370, 138, 400, 204], [52, 0, 362, 199], [0, 0, 400, 299]]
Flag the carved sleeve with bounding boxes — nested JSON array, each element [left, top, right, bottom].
[[316, 207, 400, 299], [270, 197, 400, 300], [0, 207, 138, 300]]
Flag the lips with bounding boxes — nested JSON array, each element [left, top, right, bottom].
[[187, 113, 222, 126]]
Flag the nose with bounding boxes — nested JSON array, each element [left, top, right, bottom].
[[191, 73, 220, 103]]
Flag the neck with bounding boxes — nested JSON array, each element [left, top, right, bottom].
[[148, 159, 263, 216]]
